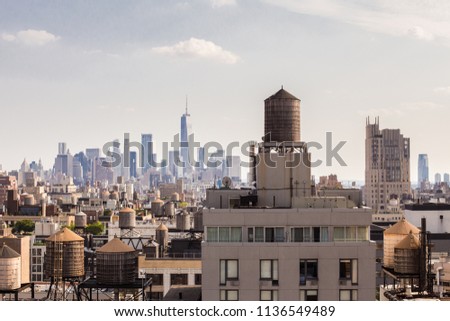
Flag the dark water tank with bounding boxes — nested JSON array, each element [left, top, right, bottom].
[[264, 88, 301, 143]]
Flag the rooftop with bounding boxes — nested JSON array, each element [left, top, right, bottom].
[[265, 88, 300, 101]]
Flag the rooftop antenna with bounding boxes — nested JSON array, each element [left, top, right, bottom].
[[185, 95, 189, 116]]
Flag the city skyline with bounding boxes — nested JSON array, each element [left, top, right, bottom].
[[2, 1, 450, 181]]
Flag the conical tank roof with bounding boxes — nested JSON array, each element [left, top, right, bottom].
[[384, 218, 420, 235], [0, 243, 20, 258], [97, 237, 134, 253], [265, 88, 299, 101], [395, 233, 420, 250], [119, 207, 135, 214], [156, 223, 168, 231], [46, 227, 84, 242]]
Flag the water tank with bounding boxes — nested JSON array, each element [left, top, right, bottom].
[[394, 233, 420, 274], [111, 214, 119, 225], [0, 244, 21, 290], [75, 212, 87, 229], [171, 192, 180, 202], [118, 208, 136, 229], [383, 218, 420, 268], [176, 210, 190, 231], [96, 237, 136, 286], [143, 240, 159, 259], [101, 191, 110, 202], [164, 202, 175, 218], [152, 199, 164, 217], [156, 223, 168, 251], [23, 194, 35, 206], [264, 88, 301, 143], [44, 228, 85, 278], [110, 191, 119, 201]]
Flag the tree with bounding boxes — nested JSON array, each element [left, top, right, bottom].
[[85, 221, 104, 235], [13, 220, 35, 234]]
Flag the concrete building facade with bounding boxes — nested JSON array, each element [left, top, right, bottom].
[[202, 208, 376, 301]]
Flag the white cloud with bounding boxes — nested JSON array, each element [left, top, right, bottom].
[[434, 86, 450, 94], [210, 0, 237, 8], [407, 26, 434, 41], [1, 29, 59, 46], [1, 33, 16, 42], [263, 0, 450, 44], [152, 37, 240, 64]]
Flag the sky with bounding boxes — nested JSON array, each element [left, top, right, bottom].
[[1, 0, 450, 183]]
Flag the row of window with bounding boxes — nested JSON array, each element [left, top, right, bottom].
[[207, 226, 369, 243], [220, 289, 358, 301], [146, 273, 202, 286], [220, 259, 358, 286]]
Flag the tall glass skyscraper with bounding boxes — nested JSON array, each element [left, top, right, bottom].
[[180, 106, 192, 177], [418, 154, 429, 184]]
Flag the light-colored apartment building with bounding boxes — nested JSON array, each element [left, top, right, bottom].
[[364, 117, 411, 213]]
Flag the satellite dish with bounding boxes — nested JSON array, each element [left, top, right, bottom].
[[222, 176, 232, 188]]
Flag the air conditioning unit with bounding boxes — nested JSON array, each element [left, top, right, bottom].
[[229, 281, 240, 286], [339, 280, 348, 286], [309, 280, 318, 286]]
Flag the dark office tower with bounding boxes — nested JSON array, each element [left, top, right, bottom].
[[130, 151, 137, 178], [141, 134, 153, 173], [418, 154, 429, 185]]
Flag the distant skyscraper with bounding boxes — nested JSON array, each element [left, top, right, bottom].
[[180, 101, 192, 177], [86, 148, 100, 160], [224, 155, 241, 183], [54, 143, 73, 177], [364, 117, 411, 213], [444, 173, 449, 184], [130, 151, 137, 178], [198, 147, 205, 171], [141, 134, 153, 172], [435, 173, 442, 184], [418, 154, 429, 185], [54, 154, 73, 177], [58, 142, 67, 155]]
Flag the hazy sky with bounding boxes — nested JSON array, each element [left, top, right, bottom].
[[1, 0, 450, 182]]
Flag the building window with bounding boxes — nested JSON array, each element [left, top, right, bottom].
[[334, 227, 368, 242], [149, 274, 163, 286], [260, 260, 278, 285], [291, 227, 329, 242], [249, 227, 284, 242], [291, 227, 311, 242], [339, 289, 358, 301], [260, 290, 278, 301], [220, 290, 239, 301], [170, 274, 188, 286], [339, 259, 358, 284], [150, 292, 164, 301], [195, 274, 202, 285], [220, 259, 239, 285], [320, 227, 329, 242], [299, 260, 318, 285], [300, 289, 318, 301], [207, 227, 242, 242]]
